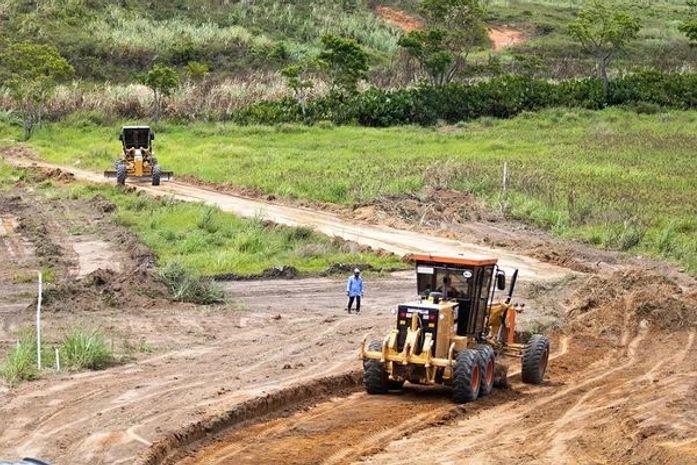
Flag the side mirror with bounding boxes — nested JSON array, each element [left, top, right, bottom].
[[118, 133, 123, 141], [150, 133, 155, 140], [496, 272, 506, 290]]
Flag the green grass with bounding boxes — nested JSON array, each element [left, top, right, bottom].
[[159, 261, 225, 305], [7, 107, 697, 274], [1, 0, 401, 80], [36, 181, 403, 277]]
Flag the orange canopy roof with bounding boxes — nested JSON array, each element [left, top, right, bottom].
[[406, 253, 498, 267]]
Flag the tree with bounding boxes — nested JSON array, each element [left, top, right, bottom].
[[141, 64, 179, 121], [0, 41, 73, 140], [679, 1, 697, 45], [398, 0, 488, 85], [568, 0, 642, 95], [281, 62, 315, 119], [318, 34, 369, 96]]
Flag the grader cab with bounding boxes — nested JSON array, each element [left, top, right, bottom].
[[360, 254, 550, 403], [104, 126, 172, 186]]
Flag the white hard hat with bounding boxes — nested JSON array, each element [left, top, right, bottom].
[[354, 268, 360, 273]]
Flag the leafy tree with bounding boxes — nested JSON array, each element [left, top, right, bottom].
[[318, 34, 369, 96], [568, 0, 642, 95], [141, 64, 179, 121], [398, 0, 488, 85], [281, 62, 315, 119], [679, 1, 697, 45], [0, 41, 73, 140]]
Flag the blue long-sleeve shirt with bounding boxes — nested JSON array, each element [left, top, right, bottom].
[[347, 275, 364, 297]]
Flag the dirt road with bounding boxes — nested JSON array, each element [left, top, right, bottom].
[[2, 154, 695, 465], [3, 157, 568, 281], [163, 272, 697, 465]]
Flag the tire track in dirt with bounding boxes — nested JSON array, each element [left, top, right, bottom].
[[160, 336, 571, 465]]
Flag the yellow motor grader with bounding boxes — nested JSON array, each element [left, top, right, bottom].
[[360, 254, 550, 403], [105, 126, 172, 186]]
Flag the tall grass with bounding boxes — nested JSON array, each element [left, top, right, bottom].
[[1, 331, 39, 386], [1, 327, 115, 385], [3, 76, 329, 122], [91, 7, 277, 56], [60, 328, 113, 370]]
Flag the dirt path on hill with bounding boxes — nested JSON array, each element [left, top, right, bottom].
[[3, 155, 569, 281]]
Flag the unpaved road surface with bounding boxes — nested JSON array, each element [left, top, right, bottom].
[[4, 157, 568, 280]]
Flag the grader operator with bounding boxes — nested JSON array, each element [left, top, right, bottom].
[[360, 254, 550, 403]]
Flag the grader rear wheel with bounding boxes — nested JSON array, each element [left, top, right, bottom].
[[363, 340, 388, 394], [152, 165, 162, 186], [522, 334, 550, 384], [116, 163, 126, 186], [452, 349, 482, 403], [475, 344, 496, 396]]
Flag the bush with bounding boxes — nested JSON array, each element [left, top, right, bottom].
[[61, 328, 113, 370], [159, 261, 225, 305], [232, 71, 697, 127]]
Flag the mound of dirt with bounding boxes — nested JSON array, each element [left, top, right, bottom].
[[353, 187, 494, 228], [526, 245, 597, 274], [488, 26, 526, 51], [0, 193, 70, 271], [139, 371, 362, 465], [567, 268, 697, 337], [30, 166, 75, 183], [41, 266, 169, 311]]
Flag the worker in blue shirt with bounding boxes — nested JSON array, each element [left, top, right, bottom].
[[346, 268, 364, 314]]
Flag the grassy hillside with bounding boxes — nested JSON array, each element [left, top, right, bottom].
[[1, 0, 694, 83], [486, 0, 696, 78], [0, 0, 401, 81], [4, 108, 696, 274]]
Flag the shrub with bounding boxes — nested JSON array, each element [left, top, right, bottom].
[[159, 261, 225, 305]]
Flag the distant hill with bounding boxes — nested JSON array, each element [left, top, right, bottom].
[[0, 0, 694, 83]]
